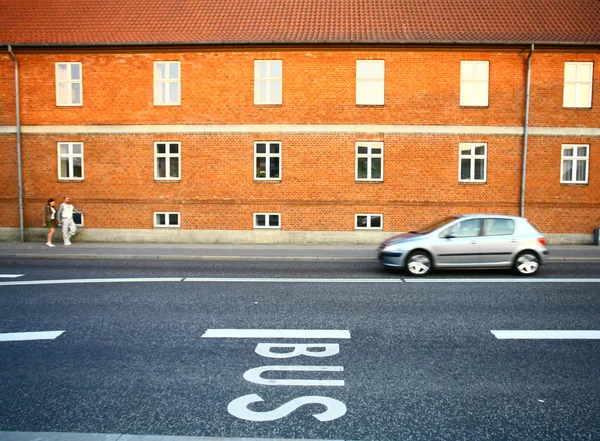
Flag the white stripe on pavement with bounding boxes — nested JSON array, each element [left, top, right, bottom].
[[2, 277, 600, 287], [202, 329, 351, 339], [406, 278, 600, 283], [0, 331, 65, 342], [0, 431, 338, 441], [0, 278, 184, 286], [186, 277, 404, 283], [0, 274, 24, 278], [491, 330, 600, 339]]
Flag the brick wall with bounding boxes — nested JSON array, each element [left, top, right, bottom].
[[1, 45, 599, 237]]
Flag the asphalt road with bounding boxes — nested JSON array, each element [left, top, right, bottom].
[[1, 259, 599, 441]]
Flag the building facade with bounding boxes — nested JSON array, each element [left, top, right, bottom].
[[1, 1, 599, 244]]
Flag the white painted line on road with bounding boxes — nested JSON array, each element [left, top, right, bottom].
[[185, 277, 404, 283], [0, 274, 24, 278], [2, 277, 600, 288], [491, 330, 600, 339], [0, 431, 341, 441], [407, 278, 600, 283], [0, 331, 65, 342], [0, 277, 184, 286], [202, 329, 351, 339]]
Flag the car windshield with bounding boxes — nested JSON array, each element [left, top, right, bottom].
[[410, 216, 459, 234]]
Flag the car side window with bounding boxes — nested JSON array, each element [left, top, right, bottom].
[[483, 218, 515, 236], [440, 218, 482, 238]]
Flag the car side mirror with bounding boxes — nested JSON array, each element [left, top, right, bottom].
[[445, 233, 456, 239]]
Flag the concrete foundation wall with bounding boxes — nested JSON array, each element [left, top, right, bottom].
[[0, 227, 594, 245]]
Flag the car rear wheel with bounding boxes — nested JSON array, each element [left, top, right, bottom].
[[406, 251, 432, 276], [514, 251, 540, 276]]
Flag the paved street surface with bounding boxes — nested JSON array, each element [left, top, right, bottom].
[[1, 257, 599, 441]]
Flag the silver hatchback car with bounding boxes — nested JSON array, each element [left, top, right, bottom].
[[378, 214, 548, 276]]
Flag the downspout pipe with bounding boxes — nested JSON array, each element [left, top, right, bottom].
[[520, 43, 534, 218], [8, 45, 25, 242]]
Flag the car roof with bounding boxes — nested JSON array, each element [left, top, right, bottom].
[[456, 214, 523, 220]]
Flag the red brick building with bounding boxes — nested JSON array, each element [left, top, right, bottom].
[[1, 0, 599, 244]]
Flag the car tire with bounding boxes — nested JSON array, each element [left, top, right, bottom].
[[406, 251, 432, 277], [514, 251, 540, 276]]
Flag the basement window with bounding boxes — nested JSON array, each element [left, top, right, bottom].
[[154, 212, 180, 228], [254, 213, 281, 229], [355, 214, 383, 230]]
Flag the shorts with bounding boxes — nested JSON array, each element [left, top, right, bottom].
[[46, 219, 58, 228]]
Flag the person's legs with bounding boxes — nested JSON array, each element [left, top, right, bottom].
[[62, 219, 72, 244], [46, 227, 55, 247]]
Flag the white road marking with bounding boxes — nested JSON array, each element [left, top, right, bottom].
[[407, 278, 600, 283], [491, 330, 600, 339], [186, 277, 404, 283], [0, 274, 24, 278], [202, 329, 351, 339], [0, 331, 65, 342], [243, 365, 345, 386], [0, 277, 184, 286], [2, 277, 600, 287]]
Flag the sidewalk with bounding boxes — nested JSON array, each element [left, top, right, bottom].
[[0, 241, 599, 261]]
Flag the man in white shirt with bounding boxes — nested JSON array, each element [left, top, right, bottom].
[[57, 196, 83, 246]]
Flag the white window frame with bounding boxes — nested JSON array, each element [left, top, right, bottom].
[[55, 62, 82, 106], [459, 143, 487, 183], [57, 142, 84, 180], [561, 144, 589, 184], [254, 213, 281, 229], [154, 212, 180, 228], [72, 212, 84, 227], [563, 62, 593, 108], [460, 61, 489, 107], [355, 214, 383, 230], [154, 61, 181, 106], [356, 60, 385, 105], [356, 142, 384, 181], [254, 141, 281, 181], [254, 60, 282, 105], [154, 142, 181, 181]]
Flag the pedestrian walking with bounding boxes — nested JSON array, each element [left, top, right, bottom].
[[57, 196, 83, 246], [43, 198, 59, 247]]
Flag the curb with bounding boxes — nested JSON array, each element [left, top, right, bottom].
[[1, 254, 600, 262], [0, 254, 375, 261]]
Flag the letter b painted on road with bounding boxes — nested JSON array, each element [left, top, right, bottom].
[[255, 343, 340, 358]]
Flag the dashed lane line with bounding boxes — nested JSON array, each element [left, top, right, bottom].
[[491, 330, 600, 339], [0, 331, 65, 342]]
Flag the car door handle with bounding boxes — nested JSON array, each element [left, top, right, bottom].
[[470, 241, 478, 244]]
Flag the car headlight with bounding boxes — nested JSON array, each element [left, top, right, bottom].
[[382, 243, 403, 253]]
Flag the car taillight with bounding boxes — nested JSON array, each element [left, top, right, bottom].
[[537, 237, 547, 246]]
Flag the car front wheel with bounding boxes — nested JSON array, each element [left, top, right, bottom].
[[406, 251, 432, 277], [514, 251, 540, 276]]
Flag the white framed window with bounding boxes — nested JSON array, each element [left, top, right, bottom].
[[561, 144, 589, 184], [254, 60, 282, 105], [254, 213, 281, 229], [56, 62, 82, 106], [154, 61, 181, 105], [564, 62, 593, 108], [355, 214, 383, 230], [57, 142, 84, 180], [460, 61, 489, 106], [356, 60, 385, 105], [255, 142, 281, 180], [459, 143, 487, 182], [154, 212, 180, 228], [356, 142, 383, 181], [72, 212, 84, 227], [154, 142, 181, 180]]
